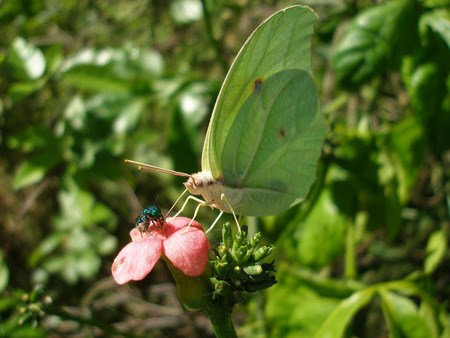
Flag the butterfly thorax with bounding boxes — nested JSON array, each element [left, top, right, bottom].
[[184, 171, 232, 212]]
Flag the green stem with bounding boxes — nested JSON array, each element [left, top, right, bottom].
[[200, 0, 228, 73], [345, 218, 356, 279], [164, 257, 237, 337], [204, 305, 237, 338]]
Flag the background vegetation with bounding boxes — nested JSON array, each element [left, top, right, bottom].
[[1, 0, 449, 337]]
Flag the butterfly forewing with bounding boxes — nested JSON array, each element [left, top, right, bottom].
[[202, 6, 318, 180]]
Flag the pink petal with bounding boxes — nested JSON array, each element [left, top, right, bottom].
[[163, 221, 211, 277], [165, 217, 203, 235], [129, 228, 142, 241], [111, 238, 163, 285]]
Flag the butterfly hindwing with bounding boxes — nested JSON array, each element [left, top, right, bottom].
[[219, 69, 328, 216]]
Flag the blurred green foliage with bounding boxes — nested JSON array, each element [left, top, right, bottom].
[[1, 0, 449, 337]]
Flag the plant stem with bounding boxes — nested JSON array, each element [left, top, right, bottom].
[[200, 0, 228, 73], [204, 305, 237, 338], [345, 219, 357, 279]]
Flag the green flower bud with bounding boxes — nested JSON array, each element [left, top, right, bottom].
[[243, 264, 263, 276], [222, 222, 233, 249], [217, 245, 227, 257], [235, 245, 249, 264], [250, 232, 261, 247], [242, 248, 254, 264], [214, 260, 230, 278], [252, 245, 274, 261], [214, 280, 232, 296]]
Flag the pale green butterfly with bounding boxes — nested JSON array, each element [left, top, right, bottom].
[[127, 6, 328, 229]]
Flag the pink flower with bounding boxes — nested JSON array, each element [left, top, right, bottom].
[[112, 217, 211, 285]]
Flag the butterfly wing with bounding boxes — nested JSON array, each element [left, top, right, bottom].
[[219, 69, 327, 216], [202, 6, 318, 178]]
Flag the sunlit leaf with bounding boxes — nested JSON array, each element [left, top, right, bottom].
[[8, 77, 47, 102], [332, 0, 416, 87], [12, 151, 63, 190], [170, 0, 203, 24], [0, 253, 9, 293], [7, 127, 58, 152], [419, 9, 450, 48], [61, 47, 164, 92], [316, 288, 376, 338], [288, 166, 349, 268], [29, 233, 65, 267], [380, 290, 435, 338], [266, 266, 341, 337], [404, 60, 450, 151], [424, 229, 447, 275], [7, 37, 46, 80], [383, 117, 425, 203], [44, 44, 64, 75]]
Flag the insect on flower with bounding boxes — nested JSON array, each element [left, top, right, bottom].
[[135, 205, 166, 237]]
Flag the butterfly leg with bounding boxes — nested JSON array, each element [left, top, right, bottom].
[[186, 198, 216, 229], [170, 195, 215, 233], [205, 194, 240, 233], [205, 211, 224, 233], [220, 193, 241, 233], [172, 195, 210, 218]]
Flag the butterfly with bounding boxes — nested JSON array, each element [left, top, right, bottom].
[[127, 6, 328, 230]]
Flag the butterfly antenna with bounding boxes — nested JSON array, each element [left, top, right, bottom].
[[125, 160, 191, 178]]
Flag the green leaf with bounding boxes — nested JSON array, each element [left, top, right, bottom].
[[316, 288, 376, 338], [28, 232, 65, 267], [170, 0, 203, 24], [289, 165, 349, 268], [61, 47, 164, 92], [8, 77, 47, 102], [383, 117, 425, 203], [84, 93, 146, 133], [0, 253, 9, 293], [12, 151, 63, 190], [44, 44, 64, 75], [7, 127, 57, 152], [380, 290, 435, 338], [419, 9, 450, 49], [404, 60, 450, 151], [424, 229, 447, 275], [266, 266, 341, 337], [332, 0, 417, 87]]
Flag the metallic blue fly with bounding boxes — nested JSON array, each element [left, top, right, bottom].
[[135, 205, 166, 237]]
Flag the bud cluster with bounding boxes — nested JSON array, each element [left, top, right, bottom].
[[210, 223, 276, 310]]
